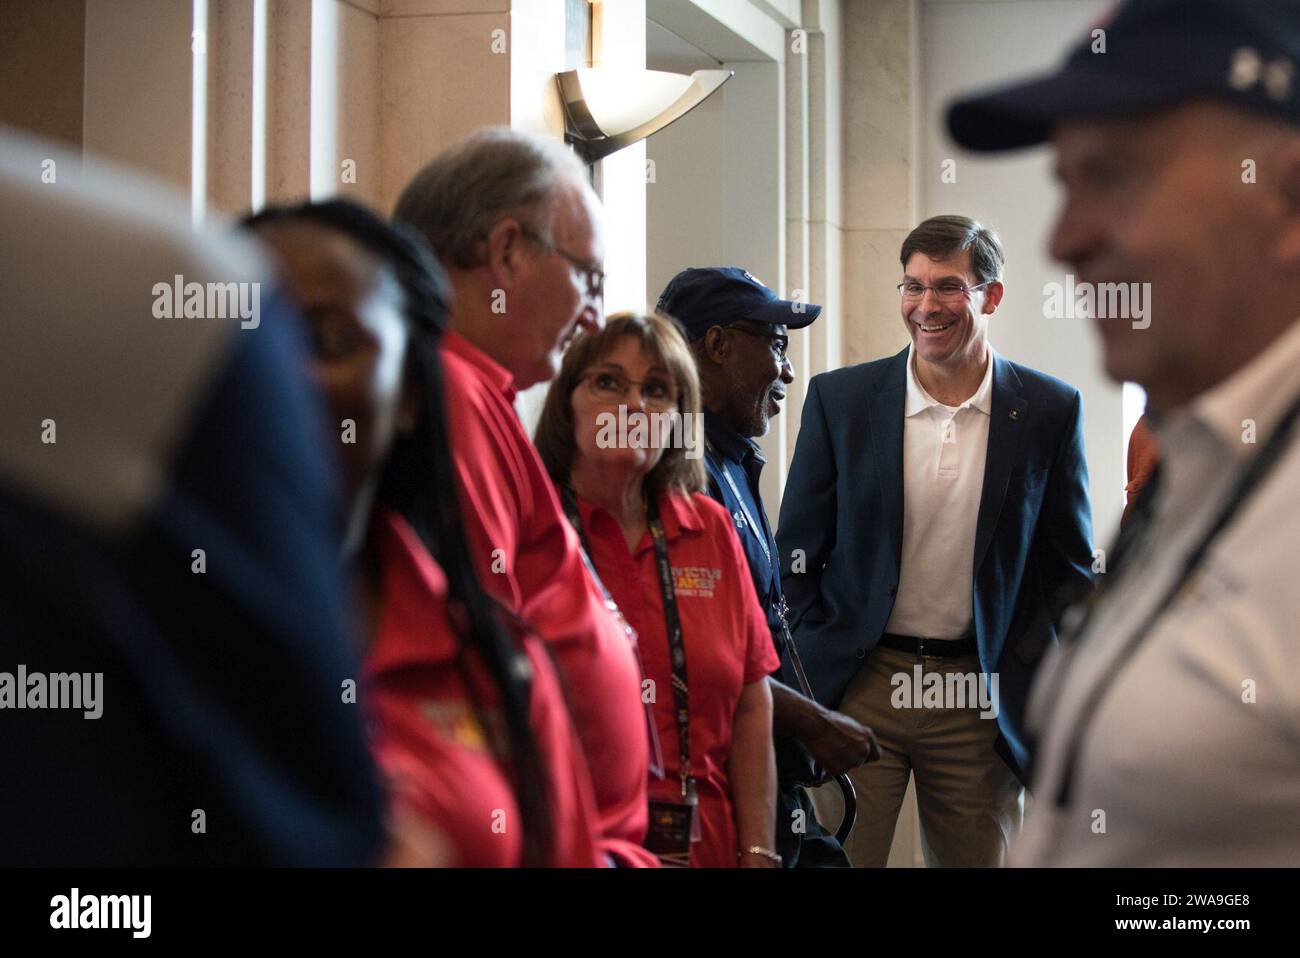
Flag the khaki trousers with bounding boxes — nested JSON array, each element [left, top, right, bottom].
[[830, 644, 1022, 867]]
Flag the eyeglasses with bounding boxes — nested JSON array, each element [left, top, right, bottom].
[[520, 227, 605, 301], [726, 323, 790, 363], [579, 370, 678, 412], [897, 280, 990, 303]]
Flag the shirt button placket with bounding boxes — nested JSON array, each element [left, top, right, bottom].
[[938, 413, 959, 480]]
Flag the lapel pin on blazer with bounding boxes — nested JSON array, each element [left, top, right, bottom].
[[1009, 408, 1020, 420]]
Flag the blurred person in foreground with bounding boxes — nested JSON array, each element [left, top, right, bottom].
[[535, 312, 780, 867], [244, 199, 601, 867], [1122, 414, 1158, 527], [394, 128, 657, 865], [949, 0, 1300, 865], [0, 128, 382, 865]]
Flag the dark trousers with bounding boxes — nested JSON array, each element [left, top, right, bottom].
[[774, 735, 851, 868], [777, 782, 851, 867]]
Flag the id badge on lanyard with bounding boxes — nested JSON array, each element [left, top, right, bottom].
[[643, 494, 701, 865], [562, 487, 701, 866], [560, 486, 667, 781], [645, 777, 701, 866]]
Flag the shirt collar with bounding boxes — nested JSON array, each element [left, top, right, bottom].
[[442, 329, 517, 404], [365, 511, 456, 677], [1181, 316, 1300, 460], [656, 488, 706, 541], [904, 343, 995, 417], [703, 407, 765, 467], [575, 487, 705, 551]]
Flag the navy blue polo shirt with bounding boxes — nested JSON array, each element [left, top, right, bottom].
[[702, 409, 785, 654], [704, 411, 824, 801]]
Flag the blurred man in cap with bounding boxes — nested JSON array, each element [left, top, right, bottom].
[[949, 0, 1300, 865], [659, 267, 879, 868]]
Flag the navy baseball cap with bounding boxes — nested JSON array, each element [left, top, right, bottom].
[[948, 0, 1300, 152], [656, 266, 821, 340]]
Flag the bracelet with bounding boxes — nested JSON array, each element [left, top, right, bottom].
[[740, 845, 782, 865]]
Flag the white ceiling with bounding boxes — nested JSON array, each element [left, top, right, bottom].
[[646, 17, 722, 73]]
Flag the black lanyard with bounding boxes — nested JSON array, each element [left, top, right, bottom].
[[560, 487, 683, 790], [643, 493, 693, 797], [1050, 390, 1300, 808]]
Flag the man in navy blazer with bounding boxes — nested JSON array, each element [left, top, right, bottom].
[[777, 215, 1093, 866]]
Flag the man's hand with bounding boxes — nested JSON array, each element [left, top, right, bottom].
[[801, 707, 880, 776], [770, 678, 880, 777]]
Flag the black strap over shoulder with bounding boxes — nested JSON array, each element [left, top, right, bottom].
[[644, 493, 693, 798]]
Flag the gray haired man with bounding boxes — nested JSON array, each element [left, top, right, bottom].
[[395, 126, 605, 389], [393, 128, 660, 867]]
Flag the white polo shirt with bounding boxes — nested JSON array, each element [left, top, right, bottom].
[[883, 345, 994, 640], [1013, 318, 1300, 866]]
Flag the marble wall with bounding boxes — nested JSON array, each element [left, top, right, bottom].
[[840, 0, 916, 367], [0, 0, 86, 149]]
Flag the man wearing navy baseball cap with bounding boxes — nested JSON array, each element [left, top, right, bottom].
[[658, 267, 879, 868], [948, 0, 1300, 865]]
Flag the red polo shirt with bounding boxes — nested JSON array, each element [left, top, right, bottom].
[[575, 489, 780, 867], [365, 512, 600, 867], [439, 331, 656, 868]]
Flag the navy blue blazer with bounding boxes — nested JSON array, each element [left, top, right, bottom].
[[776, 346, 1094, 778]]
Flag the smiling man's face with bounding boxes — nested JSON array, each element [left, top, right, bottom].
[[722, 321, 793, 438], [900, 249, 999, 373]]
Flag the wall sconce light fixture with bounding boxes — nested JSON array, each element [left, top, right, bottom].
[[556, 67, 733, 164]]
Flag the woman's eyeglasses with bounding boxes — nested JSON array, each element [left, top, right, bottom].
[[579, 370, 678, 412]]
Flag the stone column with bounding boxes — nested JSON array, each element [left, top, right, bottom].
[[840, 0, 916, 367]]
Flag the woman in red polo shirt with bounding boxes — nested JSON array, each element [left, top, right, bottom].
[[535, 312, 780, 867], [244, 200, 600, 867]]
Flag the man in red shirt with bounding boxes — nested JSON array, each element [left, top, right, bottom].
[[393, 128, 657, 866]]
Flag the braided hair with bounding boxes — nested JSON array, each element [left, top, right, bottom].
[[242, 199, 553, 865]]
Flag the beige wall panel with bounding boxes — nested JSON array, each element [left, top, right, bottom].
[[0, 0, 85, 148], [266, 0, 312, 202], [377, 11, 510, 212], [208, 0, 255, 215], [83, 0, 194, 190], [336, 0, 380, 205]]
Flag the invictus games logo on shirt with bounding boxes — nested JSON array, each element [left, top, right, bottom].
[[0, 665, 103, 719], [419, 699, 495, 752], [890, 666, 1000, 720], [672, 566, 722, 598], [152, 274, 261, 329]]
